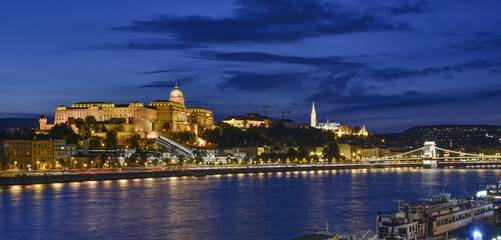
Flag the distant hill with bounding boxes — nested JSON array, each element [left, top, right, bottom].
[[398, 125, 501, 151], [0, 118, 40, 131], [401, 125, 501, 137]]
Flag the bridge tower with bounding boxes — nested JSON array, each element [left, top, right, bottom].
[[423, 141, 436, 159]]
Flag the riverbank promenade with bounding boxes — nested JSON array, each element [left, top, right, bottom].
[[2, 161, 501, 186]]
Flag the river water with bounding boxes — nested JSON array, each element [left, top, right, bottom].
[[1, 167, 501, 240]]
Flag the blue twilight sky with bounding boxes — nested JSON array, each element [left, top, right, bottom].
[[1, 0, 501, 133]]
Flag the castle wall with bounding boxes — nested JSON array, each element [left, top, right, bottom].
[[44, 87, 215, 139], [150, 101, 188, 123], [55, 107, 102, 124], [188, 108, 214, 127]]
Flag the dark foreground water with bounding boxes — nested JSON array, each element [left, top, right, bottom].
[[1, 168, 501, 240]]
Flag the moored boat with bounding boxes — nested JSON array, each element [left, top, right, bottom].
[[377, 192, 494, 239]]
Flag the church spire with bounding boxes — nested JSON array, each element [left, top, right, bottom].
[[175, 81, 178, 88], [311, 102, 317, 127]]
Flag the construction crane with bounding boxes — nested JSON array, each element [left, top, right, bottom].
[[281, 111, 291, 119], [263, 106, 272, 117]]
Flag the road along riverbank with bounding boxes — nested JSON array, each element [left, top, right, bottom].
[[1, 161, 500, 186]]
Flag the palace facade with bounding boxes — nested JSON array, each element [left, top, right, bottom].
[[40, 84, 214, 139]]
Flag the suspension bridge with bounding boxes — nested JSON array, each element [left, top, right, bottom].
[[370, 141, 501, 167]]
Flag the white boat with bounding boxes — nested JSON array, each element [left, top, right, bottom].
[[376, 192, 494, 239]]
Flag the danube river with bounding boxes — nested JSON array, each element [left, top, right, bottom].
[[1, 167, 501, 239]]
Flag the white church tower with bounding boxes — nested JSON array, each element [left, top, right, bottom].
[[311, 102, 317, 127]]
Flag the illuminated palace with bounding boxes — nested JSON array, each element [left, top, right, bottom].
[[310, 102, 368, 137], [39, 84, 214, 139]]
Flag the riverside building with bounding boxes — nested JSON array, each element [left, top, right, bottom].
[[0, 135, 71, 170]]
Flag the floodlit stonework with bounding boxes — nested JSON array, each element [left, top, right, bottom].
[[310, 102, 368, 137], [40, 84, 214, 138]]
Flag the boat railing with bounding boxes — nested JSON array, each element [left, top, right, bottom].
[[379, 214, 408, 224]]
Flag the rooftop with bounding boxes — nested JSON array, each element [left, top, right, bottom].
[[224, 113, 269, 121]]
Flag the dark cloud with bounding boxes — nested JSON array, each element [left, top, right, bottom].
[[138, 77, 194, 88], [447, 32, 501, 52], [305, 57, 501, 110], [139, 69, 177, 74], [218, 71, 308, 91], [195, 51, 364, 68], [472, 89, 501, 99], [387, 2, 431, 15], [186, 99, 214, 108], [309, 81, 453, 112], [335, 91, 452, 112], [369, 59, 501, 81], [101, 42, 205, 50], [114, 0, 407, 45], [312, 86, 501, 113], [307, 73, 357, 102]]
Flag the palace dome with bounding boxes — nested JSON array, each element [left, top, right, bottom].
[[170, 87, 183, 99], [169, 83, 185, 106]]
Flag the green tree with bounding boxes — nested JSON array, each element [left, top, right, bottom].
[[49, 123, 79, 144], [89, 136, 103, 149], [171, 132, 197, 145], [85, 116, 97, 125], [323, 142, 341, 162], [129, 134, 141, 149], [162, 122, 171, 132], [75, 118, 91, 138], [104, 130, 118, 149], [177, 156, 185, 166]]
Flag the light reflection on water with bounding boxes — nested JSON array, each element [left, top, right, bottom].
[[1, 168, 501, 240]]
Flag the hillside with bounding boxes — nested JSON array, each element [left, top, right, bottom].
[[398, 125, 501, 151]]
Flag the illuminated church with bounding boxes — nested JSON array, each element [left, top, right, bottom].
[[40, 83, 214, 139], [310, 102, 368, 137]]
